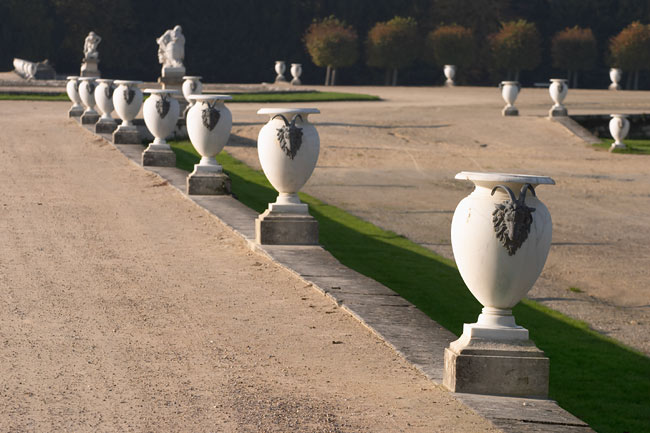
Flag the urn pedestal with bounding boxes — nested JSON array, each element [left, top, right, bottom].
[[500, 81, 520, 116], [112, 80, 143, 144], [548, 78, 568, 117], [609, 68, 622, 90], [186, 95, 233, 195], [255, 108, 320, 245], [443, 172, 555, 398], [78, 77, 100, 124], [609, 114, 630, 151], [142, 89, 180, 167], [80, 58, 100, 78], [66, 76, 84, 118], [444, 65, 456, 87], [94, 79, 117, 134]]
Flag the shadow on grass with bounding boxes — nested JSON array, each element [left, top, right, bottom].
[[170, 140, 650, 433]]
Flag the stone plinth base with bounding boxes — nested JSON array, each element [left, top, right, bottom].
[[502, 106, 518, 116], [445, 80, 455, 87], [609, 142, 626, 152], [142, 145, 176, 167], [159, 66, 185, 90], [80, 111, 99, 124], [255, 209, 319, 245], [443, 326, 549, 398], [609, 83, 621, 90], [68, 106, 84, 118], [80, 59, 100, 78], [291, 78, 301, 86], [112, 125, 140, 144], [95, 119, 117, 134], [187, 169, 231, 195], [549, 106, 568, 117]]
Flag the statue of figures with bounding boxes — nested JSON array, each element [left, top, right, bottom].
[[83, 31, 101, 60], [156, 25, 185, 68]]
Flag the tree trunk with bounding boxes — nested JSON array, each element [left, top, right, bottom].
[[325, 66, 331, 86], [634, 70, 639, 90], [384, 69, 391, 86], [392, 68, 398, 86], [331, 68, 337, 86]]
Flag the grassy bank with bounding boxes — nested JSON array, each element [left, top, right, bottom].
[[169, 139, 650, 433], [594, 138, 650, 154]]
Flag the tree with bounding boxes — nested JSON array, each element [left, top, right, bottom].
[[551, 26, 597, 89], [609, 21, 650, 90], [424, 24, 474, 71], [303, 16, 358, 86], [489, 19, 541, 81], [366, 16, 419, 86]]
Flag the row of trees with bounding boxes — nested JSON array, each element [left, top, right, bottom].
[[304, 16, 650, 88]]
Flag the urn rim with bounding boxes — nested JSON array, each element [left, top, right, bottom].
[[95, 79, 114, 84], [114, 80, 143, 85], [500, 81, 520, 85], [78, 77, 96, 81], [610, 113, 627, 118], [455, 171, 555, 185], [143, 89, 180, 95], [66, 76, 80, 80], [188, 94, 232, 101], [182, 76, 202, 80], [257, 107, 320, 116], [549, 78, 568, 83]]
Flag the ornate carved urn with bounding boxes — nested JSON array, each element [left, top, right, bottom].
[[290, 63, 302, 85], [93, 78, 116, 133], [609, 114, 630, 151], [182, 76, 203, 117], [111, 80, 143, 144], [444, 171, 555, 397], [500, 81, 520, 116], [78, 77, 99, 124], [444, 65, 456, 86], [66, 76, 84, 117], [548, 78, 568, 117], [142, 89, 180, 167], [609, 68, 622, 90], [274, 61, 287, 83]]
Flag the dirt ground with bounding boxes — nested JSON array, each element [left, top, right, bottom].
[[225, 85, 650, 356], [0, 100, 499, 431]]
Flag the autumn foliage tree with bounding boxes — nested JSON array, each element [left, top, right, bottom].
[[551, 26, 597, 88], [425, 25, 474, 68], [366, 16, 419, 86], [304, 16, 358, 86], [489, 20, 541, 81], [609, 21, 650, 90]]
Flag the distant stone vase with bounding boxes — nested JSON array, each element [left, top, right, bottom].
[[78, 77, 98, 114], [66, 76, 84, 117], [94, 79, 115, 121], [548, 78, 568, 117], [609, 114, 630, 151], [143, 89, 180, 148], [186, 94, 233, 172], [444, 65, 456, 86], [274, 61, 287, 83], [451, 172, 555, 337], [182, 76, 203, 116], [609, 68, 622, 90], [257, 108, 320, 209], [500, 81, 520, 116], [290, 63, 302, 85], [112, 80, 143, 127]]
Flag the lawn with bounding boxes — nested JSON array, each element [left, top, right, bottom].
[[594, 138, 650, 154], [168, 139, 650, 433]]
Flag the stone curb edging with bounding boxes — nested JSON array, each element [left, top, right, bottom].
[[74, 118, 592, 433]]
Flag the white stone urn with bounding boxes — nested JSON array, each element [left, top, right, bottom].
[[500, 81, 521, 116], [182, 76, 203, 116], [274, 61, 287, 83], [548, 78, 568, 117], [66, 76, 84, 117], [257, 108, 320, 212], [609, 114, 630, 151], [290, 63, 302, 85], [186, 94, 233, 173], [78, 77, 98, 114], [143, 89, 180, 150], [444, 65, 456, 86], [94, 79, 115, 121], [609, 68, 622, 90], [451, 172, 555, 339], [112, 80, 143, 128]]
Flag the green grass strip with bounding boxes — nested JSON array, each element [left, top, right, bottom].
[[170, 139, 649, 433], [594, 138, 650, 154], [0, 91, 379, 103]]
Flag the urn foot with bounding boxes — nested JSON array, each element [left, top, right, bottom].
[[502, 106, 519, 116], [445, 79, 455, 87], [187, 170, 231, 195], [609, 142, 626, 151], [608, 83, 621, 90], [95, 119, 117, 134], [68, 106, 84, 118], [549, 105, 568, 117], [290, 78, 302, 86], [255, 209, 319, 245], [142, 147, 176, 167], [443, 329, 549, 398], [80, 111, 99, 125], [112, 125, 140, 144]]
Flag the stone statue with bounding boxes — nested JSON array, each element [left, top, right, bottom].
[[156, 25, 185, 68], [83, 31, 101, 60]]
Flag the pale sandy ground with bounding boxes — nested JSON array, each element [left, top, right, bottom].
[[226, 85, 650, 356], [0, 101, 498, 431]]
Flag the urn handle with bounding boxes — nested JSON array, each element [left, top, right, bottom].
[[491, 184, 536, 256]]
